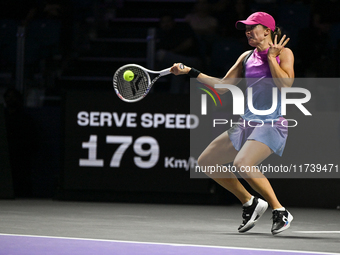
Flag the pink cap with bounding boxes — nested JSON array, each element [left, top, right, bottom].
[[235, 12, 275, 32]]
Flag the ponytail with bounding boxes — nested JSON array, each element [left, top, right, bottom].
[[260, 25, 282, 42], [271, 26, 282, 42]]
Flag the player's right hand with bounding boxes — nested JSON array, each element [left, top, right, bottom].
[[170, 63, 190, 75]]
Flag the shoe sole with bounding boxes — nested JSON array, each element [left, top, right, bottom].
[[238, 198, 268, 233], [272, 211, 294, 235]]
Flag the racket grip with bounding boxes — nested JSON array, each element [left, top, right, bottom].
[[159, 68, 171, 76]]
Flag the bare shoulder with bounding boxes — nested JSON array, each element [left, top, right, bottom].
[[235, 50, 254, 66], [241, 50, 254, 60], [222, 50, 254, 79], [281, 47, 294, 59]]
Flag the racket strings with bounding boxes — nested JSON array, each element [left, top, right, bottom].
[[114, 66, 149, 100]]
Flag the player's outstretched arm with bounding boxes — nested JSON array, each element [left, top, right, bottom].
[[170, 51, 252, 94]]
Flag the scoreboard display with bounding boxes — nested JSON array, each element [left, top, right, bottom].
[[61, 89, 210, 194]]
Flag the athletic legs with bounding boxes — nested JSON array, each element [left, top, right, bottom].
[[197, 131, 252, 204], [197, 131, 283, 210], [233, 140, 283, 210]]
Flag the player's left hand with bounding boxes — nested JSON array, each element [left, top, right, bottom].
[[268, 34, 290, 58]]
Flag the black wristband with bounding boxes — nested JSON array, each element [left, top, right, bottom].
[[188, 68, 201, 78]]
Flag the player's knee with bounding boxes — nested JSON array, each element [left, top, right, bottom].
[[197, 154, 209, 168], [234, 158, 250, 176], [234, 158, 259, 179], [233, 157, 246, 170], [197, 154, 217, 178]]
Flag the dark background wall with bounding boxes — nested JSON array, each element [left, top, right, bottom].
[[1, 0, 340, 208], [0, 104, 14, 198]]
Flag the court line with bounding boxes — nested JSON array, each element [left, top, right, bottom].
[[0, 233, 339, 255], [294, 231, 340, 234]]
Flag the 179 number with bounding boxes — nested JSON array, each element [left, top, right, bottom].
[[79, 135, 159, 168]]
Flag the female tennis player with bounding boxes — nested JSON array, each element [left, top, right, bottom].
[[170, 12, 294, 235]]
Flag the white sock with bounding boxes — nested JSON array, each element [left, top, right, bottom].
[[273, 207, 285, 212], [243, 196, 254, 207]]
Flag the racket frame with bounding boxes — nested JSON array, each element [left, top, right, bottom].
[[113, 64, 171, 103]]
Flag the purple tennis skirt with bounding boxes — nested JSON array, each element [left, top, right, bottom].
[[227, 117, 288, 156]]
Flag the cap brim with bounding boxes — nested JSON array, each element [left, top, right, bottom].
[[235, 20, 259, 30]]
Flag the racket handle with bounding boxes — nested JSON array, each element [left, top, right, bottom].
[[159, 68, 171, 76]]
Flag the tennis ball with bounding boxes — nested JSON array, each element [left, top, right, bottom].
[[123, 70, 134, 81]]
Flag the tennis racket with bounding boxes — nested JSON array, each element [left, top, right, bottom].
[[113, 63, 183, 103]]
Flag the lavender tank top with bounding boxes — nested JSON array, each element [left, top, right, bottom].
[[242, 48, 282, 122]]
